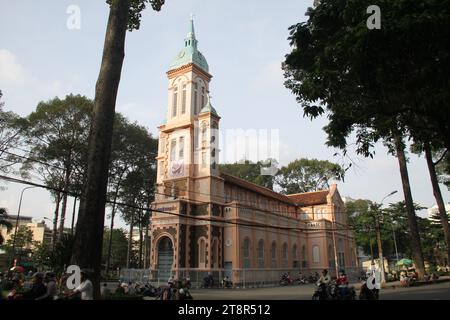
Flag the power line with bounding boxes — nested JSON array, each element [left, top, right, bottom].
[[0, 174, 357, 233], [1, 148, 346, 218]]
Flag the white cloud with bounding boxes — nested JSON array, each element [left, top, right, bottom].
[[0, 49, 26, 87]]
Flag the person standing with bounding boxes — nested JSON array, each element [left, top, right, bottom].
[[68, 270, 93, 300]]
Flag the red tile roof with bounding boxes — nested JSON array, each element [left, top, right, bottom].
[[220, 172, 294, 205], [286, 190, 329, 206], [220, 172, 330, 207]]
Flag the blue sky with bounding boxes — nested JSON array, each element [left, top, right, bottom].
[[0, 0, 448, 229]]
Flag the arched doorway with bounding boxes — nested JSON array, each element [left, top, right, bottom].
[[157, 236, 174, 282]]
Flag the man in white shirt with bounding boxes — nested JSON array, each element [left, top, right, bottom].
[[69, 270, 94, 300]]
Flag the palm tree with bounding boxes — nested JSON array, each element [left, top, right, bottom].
[[0, 207, 13, 245]]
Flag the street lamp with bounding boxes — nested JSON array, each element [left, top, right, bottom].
[[375, 190, 398, 284], [9, 186, 36, 268]]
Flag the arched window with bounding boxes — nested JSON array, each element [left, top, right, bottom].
[[271, 242, 277, 268], [201, 87, 205, 108], [257, 239, 265, 269], [181, 83, 187, 114], [201, 123, 207, 142], [301, 245, 307, 268], [292, 244, 298, 268], [212, 238, 219, 268], [312, 245, 320, 263], [172, 86, 178, 117], [282, 243, 288, 268], [193, 83, 198, 114], [328, 244, 334, 268], [199, 238, 206, 267], [338, 239, 345, 267], [243, 238, 251, 269]]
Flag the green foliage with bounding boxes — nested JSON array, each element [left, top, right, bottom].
[[22, 94, 93, 196], [219, 160, 275, 190], [0, 208, 12, 245], [102, 229, 128, 269], [283, 0, 450, 155], [0, 90, 26, 175], [50, 233, 75, 273], [436, 153, 450, 190], [275, 158, 345, 194], [347, 199, 444, 263], [106, 0, 165, 31], [4, 225, 34, 250]]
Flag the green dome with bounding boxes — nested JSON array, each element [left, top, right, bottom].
[[169, 17, 209, 73]]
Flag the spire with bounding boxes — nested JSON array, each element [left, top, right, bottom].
[[200, 94, 218, 116], [187, 14, 195, 38], [185, 15, 198, 49]]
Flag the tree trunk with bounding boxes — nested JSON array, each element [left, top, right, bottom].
[[126, 213, 134, 269], [70, 197, 77, 235], [144, 223, 149, 269], [394, 134, 425, 279], [59, 161, 71, 239], [52, 192, 61, 249], [374, 210, 386, 283], [138, 220, 143, 269], [105, 200, 117, 274], [70, 0, 130, 300], [424, 141, 450, 263]]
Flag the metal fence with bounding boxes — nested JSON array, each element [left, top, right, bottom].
[[119, 267, 363, 288]]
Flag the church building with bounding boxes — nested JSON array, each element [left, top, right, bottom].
[[149, 18, 358, 285]]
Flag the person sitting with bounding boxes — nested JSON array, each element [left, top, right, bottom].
[[336, 270, 349, 299], [22, 273, 47, 300], [222, 276, 232, 288], [36, 272, 57, 300]]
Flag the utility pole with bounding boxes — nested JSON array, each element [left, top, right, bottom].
[[374, 190, 398, 284], [9, 186, 36, 268], [373, 207, 386, 284]]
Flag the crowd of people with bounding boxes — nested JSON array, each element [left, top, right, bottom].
[[0, 269, 94, 300]]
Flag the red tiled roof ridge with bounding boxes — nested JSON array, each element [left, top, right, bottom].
[[220, 172, 294, 204], [286, 189, 329, 197]]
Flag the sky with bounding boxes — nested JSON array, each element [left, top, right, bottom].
[[0, 0, 448, 230]]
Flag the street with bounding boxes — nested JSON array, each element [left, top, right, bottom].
[[188, 281, 450, 300]]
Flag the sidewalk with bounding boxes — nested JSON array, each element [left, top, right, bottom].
[[350, 276, 450, 290]]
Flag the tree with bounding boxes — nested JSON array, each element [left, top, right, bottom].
[[275, 158, 345, 194], [219, 159, 276, 190], [2, 225, 34, 262], [412, 142, 450, 265], [105, 116, 157, 273], [281, 0, 450, 278], [0, 207, 13, 245], [71, 0, 165, 298], [22, 95, 93, 244], [102, 228, 128, 271], [436, 154, 450, 190], [0, 90, 25, 175]]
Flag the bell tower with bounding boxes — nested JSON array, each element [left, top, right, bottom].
[[151, 17, 225, 279], [155, 16, 223, 203]]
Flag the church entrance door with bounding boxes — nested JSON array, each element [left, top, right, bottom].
[[157, 236, 174, 282]]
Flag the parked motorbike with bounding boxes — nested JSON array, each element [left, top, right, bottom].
[[279, 273, 294, 286]]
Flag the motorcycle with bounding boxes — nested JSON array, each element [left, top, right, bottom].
[[279, 273, 294, 286], [312, 282, 330, 300], [359, 279, 379, 300]]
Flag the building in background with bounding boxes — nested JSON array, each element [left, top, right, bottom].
[[0, 215, 52, 249], [427, 203, 450, 219]]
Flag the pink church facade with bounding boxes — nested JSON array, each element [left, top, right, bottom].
[[149, 18, 358, 285]]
